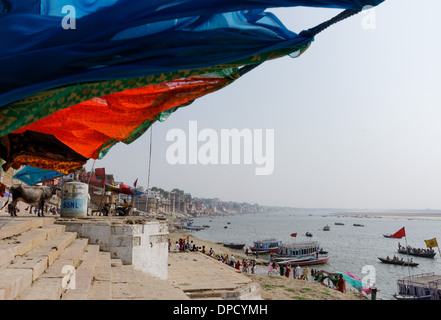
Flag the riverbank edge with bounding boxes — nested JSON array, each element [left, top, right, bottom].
[[167, 220, 365, 300]]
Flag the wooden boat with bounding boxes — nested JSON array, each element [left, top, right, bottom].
[[378, 257, 419, 267], [277, 255, 330, 266], [305, 231, 313, 237], [250, 239, 281, 253], [223, 242, 245, 249], [183, 221, 205, 231], [383, 234, 402, 239], [353, 223, 364, 227], [383, 233, 402, 239], [272, 241, 325, 263], [249, 250, 269, 255], [396, 272, 441, 300], [398, 247, 436, 258], [334, 222, 344, 225], [323, 225, 330, 231], [393, 294, 431, 300]]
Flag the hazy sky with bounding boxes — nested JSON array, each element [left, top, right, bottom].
[[86, 1, 441, 210]]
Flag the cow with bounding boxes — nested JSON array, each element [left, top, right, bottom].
[[2, 184, 60, 217]]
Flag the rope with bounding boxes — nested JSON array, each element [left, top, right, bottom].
[[236, 9, 361, 77], [306, 9, 362, 37]]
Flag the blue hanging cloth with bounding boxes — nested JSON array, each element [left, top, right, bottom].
[[13, 166, 65, 185], [0, 0, 385, 107]]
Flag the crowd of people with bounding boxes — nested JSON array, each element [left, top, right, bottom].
[[168, 236, 381, 299], [266, 262, 350, 294], [169, 236, 258, 273]]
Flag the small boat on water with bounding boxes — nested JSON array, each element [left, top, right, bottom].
[[250, 239, 281, 253], [378, 257, 419, 267], [183, 221, 205, 231], [277, 255, 330, 267], [383, 234, 401, 238], [353, 223, 364, 227], [395, 272, 441, 300], [323, 225, 330, 231], [272, 241, 328, 266], [393, 294, 431, 300], [249, 250, 269, 255], [305, 231, 313, 237], [334, 222, 344, 226], [223, 242, 245, 249], [397, 246, 436, 258]]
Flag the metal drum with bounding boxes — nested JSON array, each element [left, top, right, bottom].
[[60, 182, 88, 217]]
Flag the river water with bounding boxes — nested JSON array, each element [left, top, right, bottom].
[[189, 210, 441, 300]]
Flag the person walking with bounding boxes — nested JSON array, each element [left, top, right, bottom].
[[303, 266, 309, 281], [371, 283, 379, 300], [295, 265, 301, 279]]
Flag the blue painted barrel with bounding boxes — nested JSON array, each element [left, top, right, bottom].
[[60, 182, 89, 217]]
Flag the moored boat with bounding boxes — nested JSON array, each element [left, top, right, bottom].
[[305, 231, 313, 237], [223, 242, 245, 249], [250, 239, 281, 253], [183, 221, 205, 231], [395, 273, 441, 300], [272, 241, 327, 265], [378, 257, 419, 267], [277, 255, 330, 266], [323, 225, 330, 231], [393, 293, 431, 300]]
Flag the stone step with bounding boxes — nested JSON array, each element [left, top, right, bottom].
[[87, 251, 112, 300], [110, 261, 189, 300], [110, 259, 131, 300], [0, 224, 66, 268], [19, 238, 89, 300], [0, 232, 77, 300], [0, 268, 33, 300], [61, 244, 100, 300], [0, 217, 56, 240]]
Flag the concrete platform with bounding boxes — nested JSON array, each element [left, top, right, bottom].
[[1, 215, 262, 300], [168, 251, 261, 299]]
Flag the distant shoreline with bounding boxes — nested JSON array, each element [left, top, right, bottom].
[[329, 211, 441, 221]]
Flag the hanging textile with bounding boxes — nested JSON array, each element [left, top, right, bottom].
[[12, 166, 64, 185]]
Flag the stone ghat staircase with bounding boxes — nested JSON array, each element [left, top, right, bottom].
[[0, 217, 188, 300]]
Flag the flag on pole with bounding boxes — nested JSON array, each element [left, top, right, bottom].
[[392, 227, 406, 238], [424, 238, 438, 248], [290, 233, 297, 237], [133, 178, 138, 188], [95, 167, 105, 177]]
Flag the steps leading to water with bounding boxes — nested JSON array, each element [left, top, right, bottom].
[[0, 217, 189, 300]]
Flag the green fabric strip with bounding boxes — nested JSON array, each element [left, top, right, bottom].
[[0, 42, 312, 138]]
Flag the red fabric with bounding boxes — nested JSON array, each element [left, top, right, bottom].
[[13, 76, 231, 159], [392, 227, 406, 238]]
